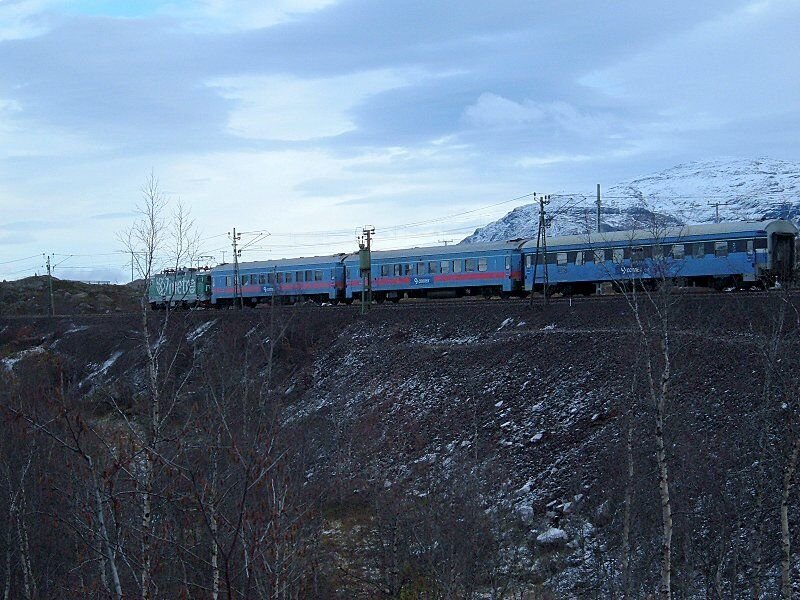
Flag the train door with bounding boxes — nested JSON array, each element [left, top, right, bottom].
[[771, 232, 795, 282]]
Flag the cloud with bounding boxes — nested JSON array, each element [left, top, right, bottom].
[[90, 211, 138, 220], [0, 0, 56, 40], [169, 0, 338, 32], [462, 93, 618, 139], [580, 0, 800, 126], [208, 69, 417, 141]]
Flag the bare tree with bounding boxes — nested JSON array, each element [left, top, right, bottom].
[[118, 172, 200, 599], [598, 221, 681, 600]]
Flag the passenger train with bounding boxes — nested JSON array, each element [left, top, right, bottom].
[[148, 219, 798, 309]]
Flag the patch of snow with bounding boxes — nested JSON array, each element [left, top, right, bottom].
[[64, 325, 89, 335], [187, 319, 217, 342], [531, 432, 543, 442], [542, 324, 556, 331], [2, 346, 45, 371], [495, 400, 504, 408], [497, 317, 515, 331], [85, 350, 123, 380]]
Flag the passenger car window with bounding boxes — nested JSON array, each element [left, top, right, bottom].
[[241, 275, 248, 286], [393, 264, 401, 276], [440, 260, 451, 274], [613, 248, 624, 263], [631, 246, 644, 262], [428, 261, 440, 274], [465, 258, 476, 272], [672, 244, 685, 259], [285, 272, 294, 283], [250, 274, 257, 284], [715, 241, 728, 257], [556, 252, 568, 266], [453, 260, 463, 273], [573, 251, 583, 266], [277, 272, 284, 283], [381, 264, 390, 276], [306, 270, 313, 281], [693, 244, 704, 258], [477, 258, 488, 272], [416, 262, 427, 275], [315, 270, 323, 281]]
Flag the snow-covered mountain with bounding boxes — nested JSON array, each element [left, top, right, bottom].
[[462, 158, 800, 243]]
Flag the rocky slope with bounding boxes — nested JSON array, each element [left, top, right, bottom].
[[463, 157, 800, 242], [2, 295, 797, 598], [0, 276, 140, 315]]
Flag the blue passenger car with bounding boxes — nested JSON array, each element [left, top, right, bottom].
[[211, 254, 347, 306], [523, 220, 798, 294], [344, 241, 526, 302]]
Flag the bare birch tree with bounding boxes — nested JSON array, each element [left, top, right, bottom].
[[603, 222, 680, 600]]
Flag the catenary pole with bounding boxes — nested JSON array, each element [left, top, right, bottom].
[[541, 195, 550, 306], [529, 193, 540, 308], [596, 184, 602, 233], [45, 254, 54, 316], [230, 228, 243, 309], [707, 201, 729, 224]]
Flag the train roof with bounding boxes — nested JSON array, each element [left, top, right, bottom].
[[342, 240, 527, 262], [212, 253, 348, 273], [520, 219, 798, 250]]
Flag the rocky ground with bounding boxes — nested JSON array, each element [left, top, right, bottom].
[[0, 293, 797, 598], [0, 276, 140, 316]]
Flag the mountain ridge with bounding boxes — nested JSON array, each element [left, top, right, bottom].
[[462, 158, 800, 243]]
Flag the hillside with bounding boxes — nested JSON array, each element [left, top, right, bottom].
[[1, 295, 798, 598], [463, 158, 800, 242], [0, 276, 140, 316]]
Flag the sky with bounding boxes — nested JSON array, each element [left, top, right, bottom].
[[0, 0, 798, 281]]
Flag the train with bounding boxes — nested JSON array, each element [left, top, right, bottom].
[[148, 219, 798, 309]]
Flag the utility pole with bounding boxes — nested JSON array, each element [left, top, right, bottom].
[[359, 226, 375, 315], [44, 253, 54, 316], [528, 194, 551, 308], [596, 184, 602, 233], [708, 201, 729, 224], [438, 239, 454, 246], [541, 195, 550, 306], [230, 228, 243, 309], [131, 251, 135, 282]]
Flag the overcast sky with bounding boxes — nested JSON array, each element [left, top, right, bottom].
[[1, 0, 798, 281]]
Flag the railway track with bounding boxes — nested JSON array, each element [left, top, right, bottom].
[[2, 287, 796, 320]]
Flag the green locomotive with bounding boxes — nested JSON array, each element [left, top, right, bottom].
[[148, 268, 212, 309]]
